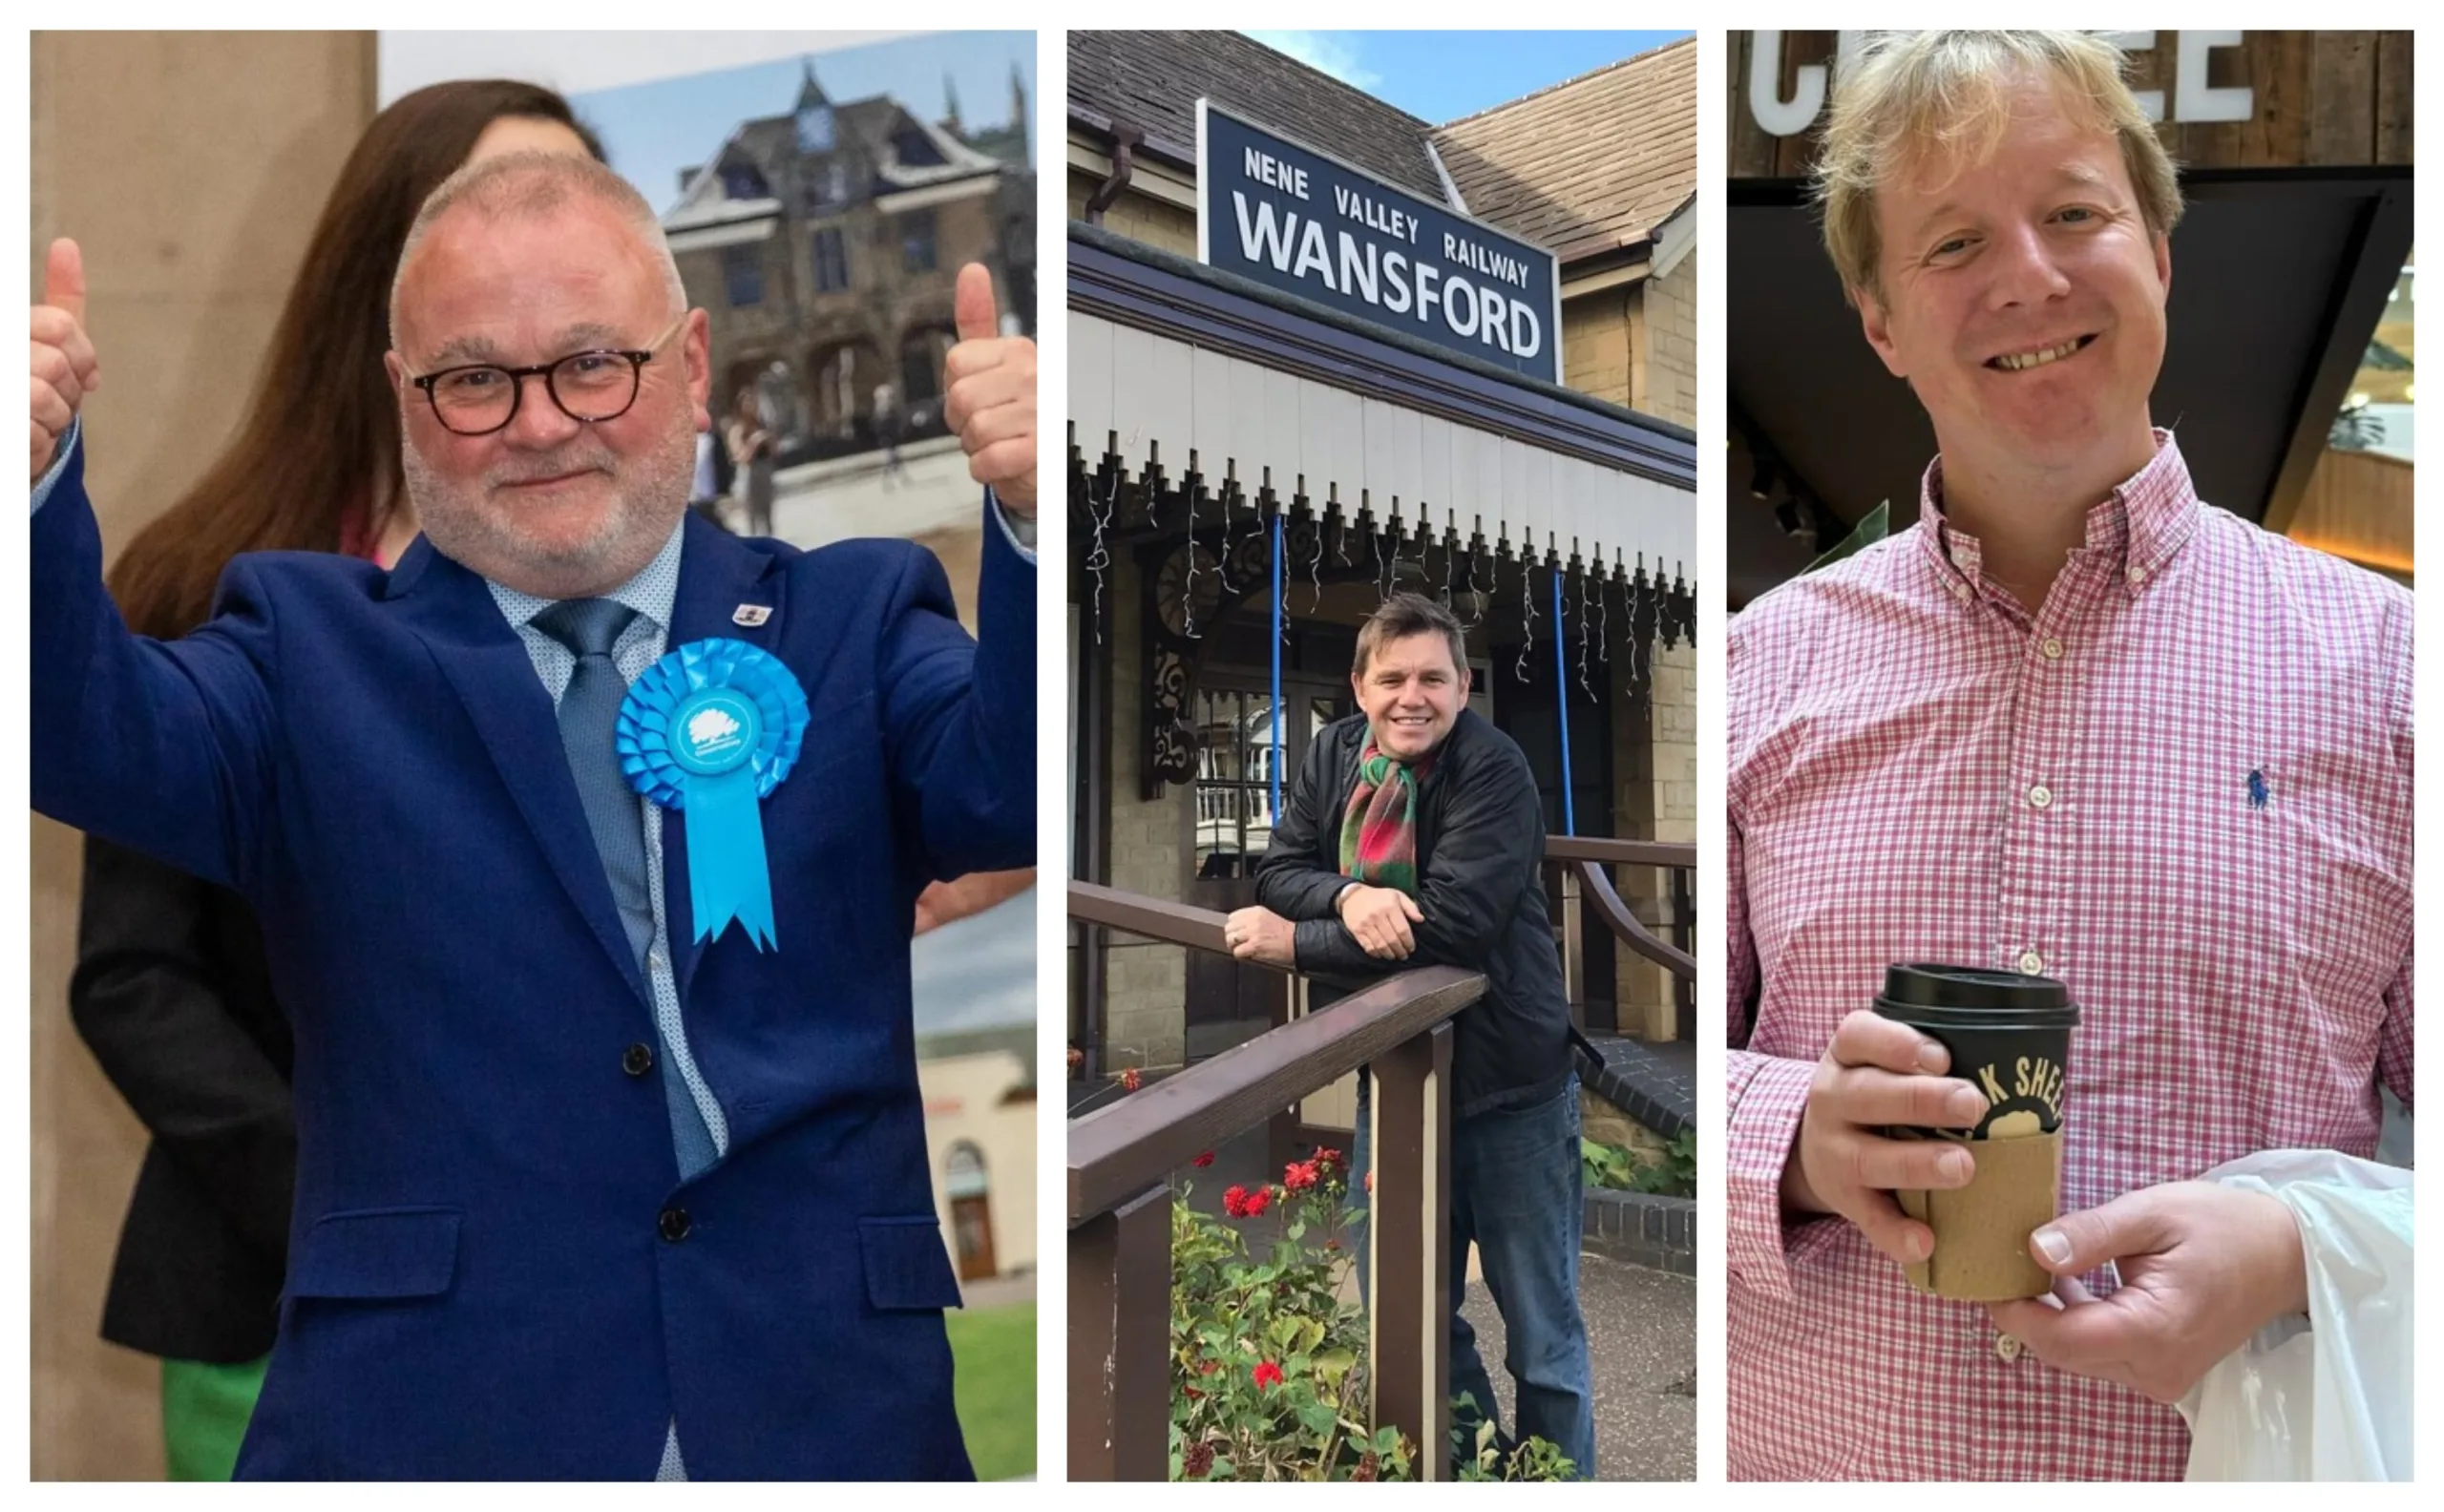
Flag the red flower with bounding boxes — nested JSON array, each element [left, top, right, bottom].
[[1364, 1171, 1374, 1194], [1242, 1187, 1272, 1216], [1222, 1185, 1249, 1217], [1315, 1145, 1343, 1171], [1192, 1151, 1214, 1167], [1253, 1360, 1284, 1390], [1283, 1161, 1317, 1192], [1121, 1067, 1143, 1092], [1199, 1358, 1222, 1376], [1183, 1384, 1203, 1400]]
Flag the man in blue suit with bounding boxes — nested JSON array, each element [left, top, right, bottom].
[[29, 152, 1036, 1480]]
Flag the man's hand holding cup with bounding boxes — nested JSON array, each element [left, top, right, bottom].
[[1782, 1010, 1987, 1265], [942, 262, 1035, 518], [32, 238, 100, 485]]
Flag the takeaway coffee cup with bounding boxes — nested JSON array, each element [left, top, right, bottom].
[[1871, 963, 2080, 1301]]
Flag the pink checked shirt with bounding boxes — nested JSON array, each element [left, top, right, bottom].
[[1725, 433, 2413, 1480]]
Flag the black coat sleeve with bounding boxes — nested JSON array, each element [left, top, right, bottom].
[[69, 836, 296, 1265]]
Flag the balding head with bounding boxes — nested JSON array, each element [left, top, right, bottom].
[[391, 150, 685, 344]]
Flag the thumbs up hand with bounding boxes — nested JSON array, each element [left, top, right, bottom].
[[32, 238, 102, 486], [941, 262, 1035, 519]]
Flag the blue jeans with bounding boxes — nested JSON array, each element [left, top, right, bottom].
[[1350, 1073, 1595, 1479]]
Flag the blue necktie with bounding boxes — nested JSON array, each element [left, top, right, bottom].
[[533, 598, 708, 1482], [532, 599, 716, 1178], [533, 599, 652, 965]]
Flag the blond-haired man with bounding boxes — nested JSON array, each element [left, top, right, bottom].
[[1726, 32, 2411, 1479]]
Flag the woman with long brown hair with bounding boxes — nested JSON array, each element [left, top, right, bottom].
[[68, 79, 600, 1480]]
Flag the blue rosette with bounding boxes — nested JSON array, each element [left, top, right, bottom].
[[616, 638, 811, 950]]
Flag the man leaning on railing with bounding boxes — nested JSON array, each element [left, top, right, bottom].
[[1221, 591, 1595, 1479]]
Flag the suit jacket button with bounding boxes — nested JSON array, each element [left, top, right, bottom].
[[659, 1208, 691, 1243], [623, 1042, 654, 1077]]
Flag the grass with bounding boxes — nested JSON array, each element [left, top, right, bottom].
[[945, 1300, 1036, 1481]]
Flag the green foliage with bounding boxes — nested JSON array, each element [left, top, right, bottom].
[[1801, 499, 1890, 576], [1630, 1129, 1698, 1198], [1167, 1152, 1577, 1480], [1581, 1138, 1637, 1191], [1169, 1154, 1399, 1481], [1583, 1130, 1697, 1198], [1450, 1395, 1580, 1480]]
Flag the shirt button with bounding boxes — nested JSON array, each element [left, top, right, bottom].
[[1950, 580, 1971, 601], [2017, 950, 2045, 975], [2040, 637, 2065, 660], [1995, 1333, 2023, 1363], [2126, 565, 2148, 586], [659, 1208, 692, 1243], [622, 1042, 654, 1077], [2028, 785, 2054, 809]]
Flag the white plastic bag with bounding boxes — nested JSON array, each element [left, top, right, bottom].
[[2181, 1149, 2413, 1480]]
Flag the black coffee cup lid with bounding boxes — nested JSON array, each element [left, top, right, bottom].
[[1883, 962, 2073, 1013]]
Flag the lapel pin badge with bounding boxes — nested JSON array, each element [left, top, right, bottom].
[[732, 604, 772, 627]]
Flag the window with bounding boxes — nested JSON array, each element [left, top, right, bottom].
[[795, 104, 834, 155], [811, 227, 850, 294], [722, 246, 763, 309], [944, 1142, 988, 1198], [1192, 689, 1280, 870], [718, 164, 768, 201], [893, 127, 946, 168], [901, 209, 938, 274]]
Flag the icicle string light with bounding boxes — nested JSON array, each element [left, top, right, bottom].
[[1085, 458, 1118, 645], [1308, 505, 1324, 614], [1577, 562, 1593, 702], [1515, 543, 1538, 684], [1182, 460, 1201, 638], [1595, 551, 1610, 664]]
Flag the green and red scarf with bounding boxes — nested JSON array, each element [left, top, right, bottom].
[[1338, 743, 1432, 895]]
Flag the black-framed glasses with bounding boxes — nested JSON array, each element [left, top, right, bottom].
[[409, 315, 685, 436]]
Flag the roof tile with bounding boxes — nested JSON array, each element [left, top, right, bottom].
[[1431, 36, 1696, 262]]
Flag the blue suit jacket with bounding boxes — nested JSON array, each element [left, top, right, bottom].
[[32, 439, 1034, 1479]]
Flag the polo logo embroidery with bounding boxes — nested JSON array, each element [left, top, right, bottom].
[[2247, 768, 2270, 809], [732, 604, 771, 627]]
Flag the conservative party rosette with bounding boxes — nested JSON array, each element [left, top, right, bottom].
[[616, 638, 811, 950]]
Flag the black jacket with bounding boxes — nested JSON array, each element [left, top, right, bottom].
[[69, 835, 295, 1364], [1255, 710, 1573, 1119]]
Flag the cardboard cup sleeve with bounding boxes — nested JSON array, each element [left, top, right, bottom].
[[1894, 1125, 2064, 1302]]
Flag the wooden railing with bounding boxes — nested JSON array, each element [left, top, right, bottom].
[[1066, 881, 1485, 1481], [1546, 836, 1696, 1038]]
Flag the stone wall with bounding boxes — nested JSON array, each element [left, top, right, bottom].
[[1612, 637, 1696, 1039], [1561, 284, 1633, 408], [1640, 254, 1698, 430], [1065, 168, 1197, 257], [1096, 550, 1190, 1070]]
